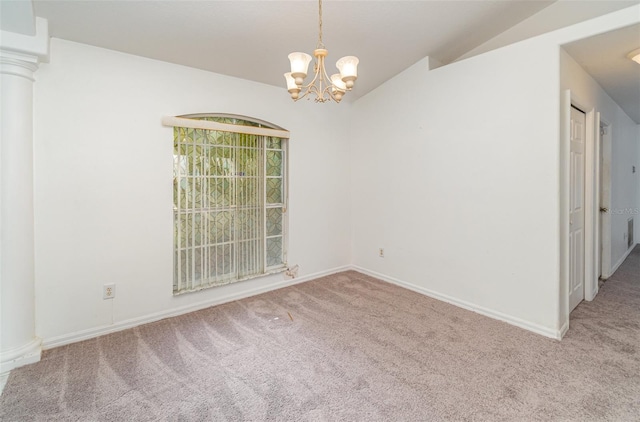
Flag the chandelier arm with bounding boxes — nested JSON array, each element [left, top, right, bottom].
[[319, 54, 341, 102], [300, 61, 322, 91], [296, 69, 323, 102], [317, 55, 338, 102], [292, 54, 342, 103], [318, 57, 337, 102], [319, 55, 333, 89]]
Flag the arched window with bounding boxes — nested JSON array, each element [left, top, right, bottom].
[[164, 114, 289, 294]]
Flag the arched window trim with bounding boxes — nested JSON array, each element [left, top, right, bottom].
[[180, 113, 287, 130], [162, 114, 290, 139]]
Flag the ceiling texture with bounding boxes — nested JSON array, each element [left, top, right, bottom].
[[20, 0, 640, 111]]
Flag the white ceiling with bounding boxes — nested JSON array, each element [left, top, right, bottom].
[[563, 24, 640, 124], [31, 0, 552, 99], [0, 0, 35, 35], [21, 1, 640, 103]]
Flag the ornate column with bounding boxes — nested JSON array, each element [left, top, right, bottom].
[[0, 18, 49, 374]]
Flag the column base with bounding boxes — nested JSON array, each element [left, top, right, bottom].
[[0, 337, 42, 375]]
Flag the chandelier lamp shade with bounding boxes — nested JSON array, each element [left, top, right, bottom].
[[629, 48, 640, 65], [284, 0, 359, 103]]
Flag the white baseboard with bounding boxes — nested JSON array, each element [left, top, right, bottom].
[[351, 266, 561, 340], [0, 372, 9, 396], [559, 320, 569, 340], [609, 242, 637, 277], [0, 337, 42, 375], [42, 265, 351, 350], [41, 263, 565, 349]]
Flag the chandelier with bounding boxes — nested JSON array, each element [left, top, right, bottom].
[[284, 0, 359, 103]]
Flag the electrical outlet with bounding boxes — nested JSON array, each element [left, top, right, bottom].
[[103, 283, 116, 300], [379, 248, 384, 258]]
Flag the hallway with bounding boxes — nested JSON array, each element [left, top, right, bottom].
[[569, 245, 640, 336]]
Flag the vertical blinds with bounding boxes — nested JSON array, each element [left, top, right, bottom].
[[169, 115, 288, 295]]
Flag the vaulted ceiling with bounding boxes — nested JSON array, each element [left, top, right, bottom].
[[27, 0, 638, 103]]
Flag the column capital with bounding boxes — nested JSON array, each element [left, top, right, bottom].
[[0, 51, 39, 81]]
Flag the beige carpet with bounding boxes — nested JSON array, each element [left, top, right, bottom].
[[2, 251, 640, 421]]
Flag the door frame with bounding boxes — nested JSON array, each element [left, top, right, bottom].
[[560, 90, 599, 337], [597, 118, 612, 280], [569, 104, 587, 311]]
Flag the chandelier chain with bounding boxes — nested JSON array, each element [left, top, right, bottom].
[[317, 0, 324, 49]]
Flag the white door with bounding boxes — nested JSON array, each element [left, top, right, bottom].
[[570, 106, 586, 312]]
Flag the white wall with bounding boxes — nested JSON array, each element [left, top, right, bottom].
[[350, 44, 561, 336], [349, 6, 640, 338], [560, 50, 640, 271], [33, 39, 351, 345]]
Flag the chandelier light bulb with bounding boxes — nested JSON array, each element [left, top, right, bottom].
[[330, 73, 347, 92], [284, 73, 301, 99], [288, 52, 313, 85], [336, 56, 359, 89]]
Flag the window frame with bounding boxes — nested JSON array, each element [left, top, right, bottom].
[[166, 114, 289, 295]]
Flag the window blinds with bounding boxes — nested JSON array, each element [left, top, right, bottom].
[[167, 115, 288, 294]]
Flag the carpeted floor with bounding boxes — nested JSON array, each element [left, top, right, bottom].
[[2, 249, 640, 421]]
